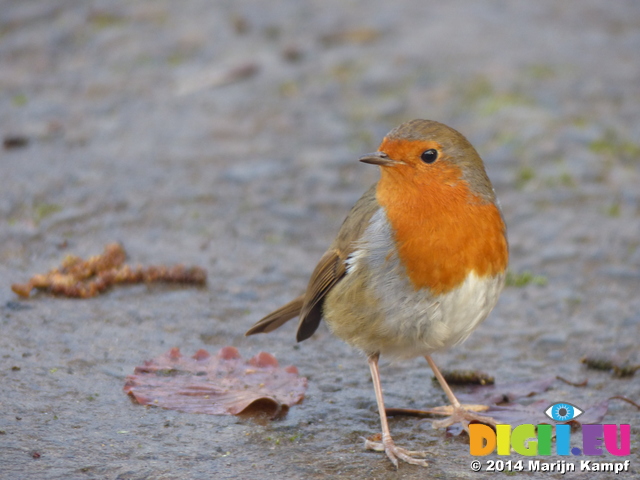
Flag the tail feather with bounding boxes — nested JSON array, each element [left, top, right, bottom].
[[245, 296, 304, 336]]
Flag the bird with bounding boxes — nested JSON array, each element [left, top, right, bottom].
[[246, 119, 509, 468]]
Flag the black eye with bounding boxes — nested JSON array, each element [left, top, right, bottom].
[[420, 149, 438, 164]]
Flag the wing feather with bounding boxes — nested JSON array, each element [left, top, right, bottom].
[[296, 250, 346, 341], [245, 296, 304, 335], [246, 184, 380, 341]]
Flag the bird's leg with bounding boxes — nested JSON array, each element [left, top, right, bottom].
[[363, 353, 429, 468], [425, 355, 496, 432]]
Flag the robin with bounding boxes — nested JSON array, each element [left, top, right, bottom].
[[246, 119, 509, 468]]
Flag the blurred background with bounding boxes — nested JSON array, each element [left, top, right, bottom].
[[2, 1, 639, 478]]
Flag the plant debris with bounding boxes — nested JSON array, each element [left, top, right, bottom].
[[456, 377, 557, 406], [555, 375, 588, 387], [386, 404, 490, 418], [386, 378, 556, 421], [320, 27, 382, 47], [11, 243, 207, 298], [386, 377, 639, 437], [581, 355, 639, 378], [435, 369, 495, 386], [124, 347, 307, 419], [3, 134, 29, 149], [176, 62, 260, 95]]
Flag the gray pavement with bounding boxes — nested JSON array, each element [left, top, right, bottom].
[[1, 1, 639, 478]]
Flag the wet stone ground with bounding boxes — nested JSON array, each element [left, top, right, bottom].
[[1, 1, 639, 479]]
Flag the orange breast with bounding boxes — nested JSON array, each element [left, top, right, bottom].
[[375, 166, 508, 295]]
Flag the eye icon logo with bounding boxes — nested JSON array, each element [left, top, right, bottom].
[[545, 402, 583, 422], [470, 401, 630, 457]]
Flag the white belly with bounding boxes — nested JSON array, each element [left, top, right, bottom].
[[376, 270, 504, 359], [332, 208, 505, 360]]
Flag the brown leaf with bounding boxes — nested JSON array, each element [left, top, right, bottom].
[[570, 399, 611, 426], [124, 347, 307, 419], [395, 376, 637, 437], [484, 399, 554, 426], [457, 377, 556, 405]]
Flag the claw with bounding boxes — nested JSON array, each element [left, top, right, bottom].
[[363, 435, 429, 468], [431, 406, 496, 433]]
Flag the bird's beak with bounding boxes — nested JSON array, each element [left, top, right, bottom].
[[359, 151, 400, 167]]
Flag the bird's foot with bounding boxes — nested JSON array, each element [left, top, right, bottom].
[[363, 434, 428, 468], [431, 404, 495, 433]]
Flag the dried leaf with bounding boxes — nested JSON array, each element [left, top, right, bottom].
[[124, 347, 307, 419], [483, 399, 553, 426], [457, 377, 556, 405], [486, 397, 622, 432], [569, 399, 611, 426], [392, 376, 637, 437]]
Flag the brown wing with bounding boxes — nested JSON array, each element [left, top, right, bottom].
[[295, 249, 346, 341], [296, 185, 380, 341], [245, 184, 380, 341], [245, 295, 304, 336]]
